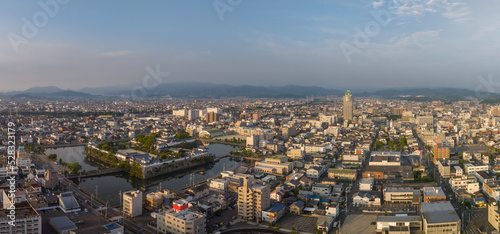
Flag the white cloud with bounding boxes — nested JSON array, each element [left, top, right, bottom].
[[372, 0, 384, 9], [441, 3, 472, 23], [378, 0, 472, 24], [390, 29, 441, 48], [471, 25, 498, 40]]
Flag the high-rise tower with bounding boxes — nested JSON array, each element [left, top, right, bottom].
[[343, 90, 354, 121]]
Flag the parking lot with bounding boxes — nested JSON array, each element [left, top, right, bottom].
[[207, 207, 238, 233], [278, 213, 317, 233], [340, 213, 378, 234]]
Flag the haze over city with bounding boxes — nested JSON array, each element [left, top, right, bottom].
[[1, 0, 500, 91]]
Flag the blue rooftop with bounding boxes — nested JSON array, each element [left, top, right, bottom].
[[266, 203, 286, 213]]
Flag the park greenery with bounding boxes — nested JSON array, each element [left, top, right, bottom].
[[48, 154, 57, 161], [229, 148, 262, 158], [24, 143, 45, 154], [58, 160, 82, 174], [372, 137, 408, 152]]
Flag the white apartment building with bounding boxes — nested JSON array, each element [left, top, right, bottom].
[[359, 178, 374, 191], [302, 145, 326, 154], [464, 163, 489, 175], [123, 190, 142, 217], [157, 209, 206, 234], [209, 179, 228, 191], [449, 176, 480, 194]]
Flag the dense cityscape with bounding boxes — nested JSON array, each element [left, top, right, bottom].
[[2, 1, 499, 233], [1, 91, 500, 234]]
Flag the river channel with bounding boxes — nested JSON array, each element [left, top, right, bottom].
[[45, 144, 244, 206]]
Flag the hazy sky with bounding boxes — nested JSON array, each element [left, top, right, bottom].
[[1, 0, 499, 91]]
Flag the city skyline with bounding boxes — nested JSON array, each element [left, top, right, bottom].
[[1, 1, 500, 91]]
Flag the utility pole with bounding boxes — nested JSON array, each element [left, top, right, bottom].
[[119, 190, 122, 206]]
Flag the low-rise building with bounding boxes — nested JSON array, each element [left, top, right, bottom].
[[359, 178, 374, 191], [311, 184, 332, 197], [421, 201, 460, 234], [254, 157, 294, 175], [376, 216, 422, 233], [384, 187, 421, 205], [464, 163, 489, 175], [290, 200, 305, 215], [422, 187, 446, 202], [157, 209, 206, 234], [210, 179, 228, 191], [327, 168, 356, 181], [262, 204, 286, 224]]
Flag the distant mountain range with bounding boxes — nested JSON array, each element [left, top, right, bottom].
[[1, 83, 498, 100]]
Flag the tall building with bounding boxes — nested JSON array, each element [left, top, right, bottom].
[[205, 112, 220, 123], [157, 208, 206, 234], [188, 109, 198, 120], [343, 90, 354, 121], [237, 174, 270, 221], [123, 190, 142, 217], [0, 202, 42, 234], [42, 170, 59, 189], [433, 145, 450, 161]]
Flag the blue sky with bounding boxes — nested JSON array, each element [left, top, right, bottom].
[[1, 0, 499, 91]]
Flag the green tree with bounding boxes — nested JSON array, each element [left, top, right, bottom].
[[175, 130, 190, 139], [66, 162, 82, 174], [373, 141, 383, 150], [48, 154, 57, 161]]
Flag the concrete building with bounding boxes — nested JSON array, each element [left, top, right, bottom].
[[287, 149, 305, 160], [384, 187, 421, 205], [433, 145, 450, 161], [254, 157, 293, 175], [464, 163, 489, 175], [0, 202, 42, 234], [42, 170, 59, 189], [449, 176, 480, 194], [327, 168, 356, 181], [237, 175, 270, 221], [369, 151, 401, 166], [488, 202, 500, 231], [157, 208, 206, 234], [376, 216, 422, 233], [205, 112, 220, 123], [312, 184, 332, 197], [209, 179, 228, 191], [343, 90, 354, 121], [359, 178, 374, 191], [421, 201, 460, 234], [422, 187, 446, 202], [123, 190, 143, 217]]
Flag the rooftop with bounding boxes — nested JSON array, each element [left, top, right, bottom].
[[421, 201, 460, 224], [422, 187, 446, 197]]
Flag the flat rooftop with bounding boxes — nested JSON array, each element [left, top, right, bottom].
[[421, 201, 460, 224]]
